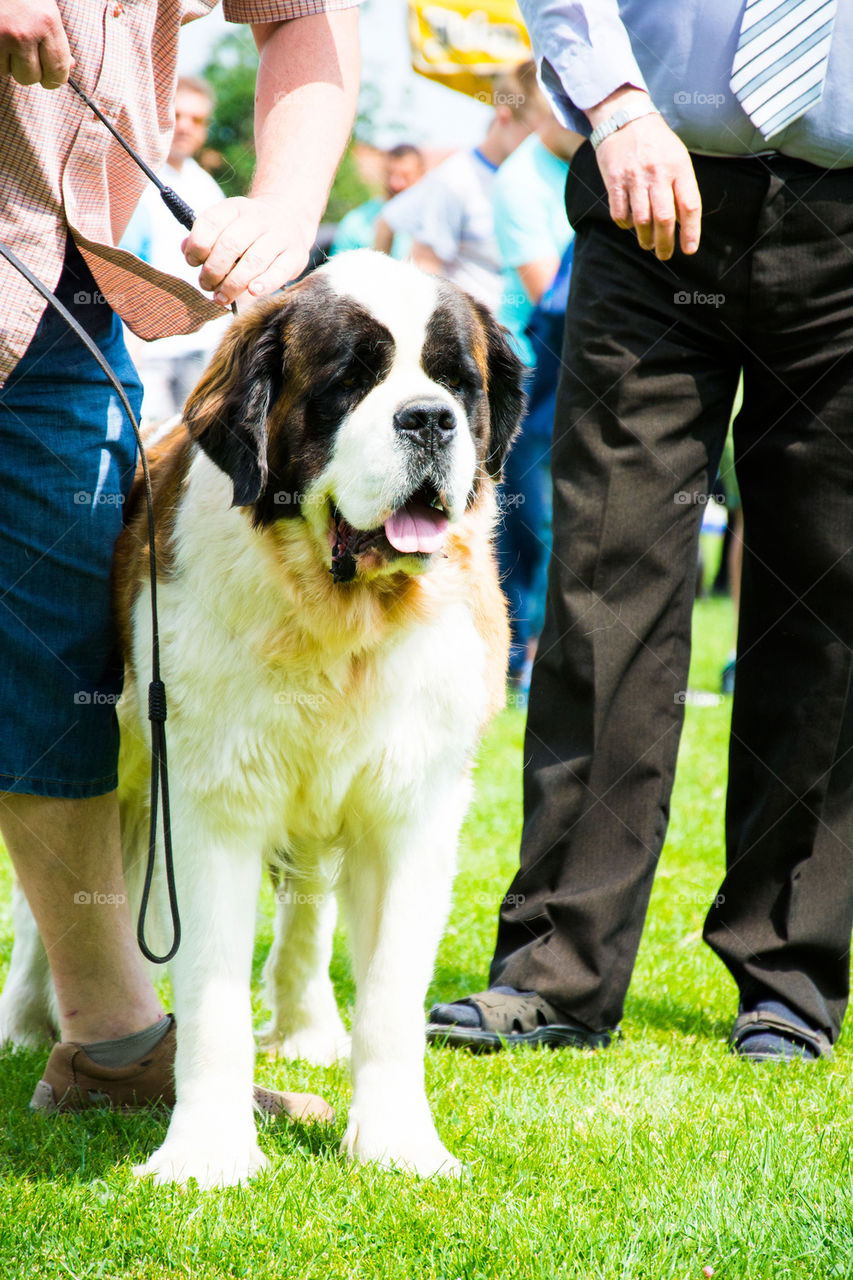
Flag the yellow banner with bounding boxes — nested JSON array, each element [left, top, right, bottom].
[[408, 0, 531, 100]]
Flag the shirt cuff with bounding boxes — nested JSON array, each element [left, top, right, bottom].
[[517, 0, 649, 135], [222, 0, 362, 21]]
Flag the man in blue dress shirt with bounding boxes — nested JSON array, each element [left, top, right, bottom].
[[429, 0, 853, 1062]]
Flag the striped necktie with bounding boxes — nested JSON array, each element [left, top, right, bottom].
[[731, 0, 838, 139]]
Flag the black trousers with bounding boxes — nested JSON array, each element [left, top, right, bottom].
[[490, 143, 853, 1041]]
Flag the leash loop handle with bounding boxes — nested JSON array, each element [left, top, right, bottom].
[[138, 680, 180, 963]]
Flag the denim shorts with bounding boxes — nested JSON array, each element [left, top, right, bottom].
[[0, 239, 141, 797]]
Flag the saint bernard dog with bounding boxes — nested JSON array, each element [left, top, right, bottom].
[[1, 250, 525, 1188]]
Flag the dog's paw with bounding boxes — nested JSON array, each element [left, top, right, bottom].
[[341, 1113, 462, 1179], [133, 1136, 268, 1189], [259, 1022, 351, 1067]]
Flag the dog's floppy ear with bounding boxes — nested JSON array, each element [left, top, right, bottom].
[[471, 299, 527, 479], [183, 301, 288, 507]]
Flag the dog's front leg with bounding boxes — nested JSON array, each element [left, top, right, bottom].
[[0, 879, 59, 1048], [259, 875, 351, 1065], [340, 781, 469, 1178], [133, 819, 264, 1189]]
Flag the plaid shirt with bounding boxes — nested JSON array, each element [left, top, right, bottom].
[[0, 0, 359, 387]]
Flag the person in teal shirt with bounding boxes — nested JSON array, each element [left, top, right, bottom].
[[493, 123, 578, 363], [492, 115, 583, 692], [330, 143, 425, 259]]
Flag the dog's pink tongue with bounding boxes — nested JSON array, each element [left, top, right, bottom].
[[384, 500, 448, 554]]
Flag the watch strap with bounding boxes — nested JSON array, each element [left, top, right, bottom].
[[589, 102, 660, 150]]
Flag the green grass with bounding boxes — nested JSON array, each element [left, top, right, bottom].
[[2, 592, 851, 1280]]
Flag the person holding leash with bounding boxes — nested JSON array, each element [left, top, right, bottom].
[[0, 0, 359, 1112], [429, 0, 853, 1063]]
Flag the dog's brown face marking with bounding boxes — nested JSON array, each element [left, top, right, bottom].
[[420, 286, 488, 494], [258, 287, 397, 527]]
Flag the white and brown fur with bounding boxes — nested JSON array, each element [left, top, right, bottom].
[[0, 251, 525, 1187]]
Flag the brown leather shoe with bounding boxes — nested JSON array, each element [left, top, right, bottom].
[[31, 1016, 178, 1111], [30, 1015, 334, 1122]]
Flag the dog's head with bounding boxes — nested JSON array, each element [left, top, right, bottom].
[[183, 250, 525, 583]]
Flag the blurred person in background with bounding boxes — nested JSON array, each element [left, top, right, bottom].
[[331, 142, 425, 258], [717, 433, 744, 695], [493, 103, 584, 696], [122, 76, 230, 422], [373, 60, 540, 312]]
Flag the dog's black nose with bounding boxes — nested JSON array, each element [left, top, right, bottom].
[[393, 401, 456, 451]]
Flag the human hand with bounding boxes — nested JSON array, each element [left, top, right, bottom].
[[182, 196, 315, 306], [587, 88, 701, 259], [0, 0, 72, 89]]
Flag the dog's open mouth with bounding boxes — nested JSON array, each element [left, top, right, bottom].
[[329, 481, 449, 584]]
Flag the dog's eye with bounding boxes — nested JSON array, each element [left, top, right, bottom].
[[338, 367, 372, 392], [433, 370, 462, 391], [437, 367, 480, 394]]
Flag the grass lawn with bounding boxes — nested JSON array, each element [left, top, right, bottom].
[[1, 587, 851, 1279]]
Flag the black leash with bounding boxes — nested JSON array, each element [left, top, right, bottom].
[[68, 77, 197, 234]]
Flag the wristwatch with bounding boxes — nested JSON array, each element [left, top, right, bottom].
[[589, 102, 660, 150]]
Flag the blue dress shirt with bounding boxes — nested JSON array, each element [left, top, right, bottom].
[[518, 0, 853, 167]]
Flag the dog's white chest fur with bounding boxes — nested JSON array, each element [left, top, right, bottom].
[[123, 454, 489, 866]]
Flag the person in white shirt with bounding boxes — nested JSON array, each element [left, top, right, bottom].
[[122, 76, 231, 421]]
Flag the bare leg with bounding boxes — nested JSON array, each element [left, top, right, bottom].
[[0, 791, 164, 1043]]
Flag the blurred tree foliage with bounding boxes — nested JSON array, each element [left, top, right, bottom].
[[201, 30, 374, 222]]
